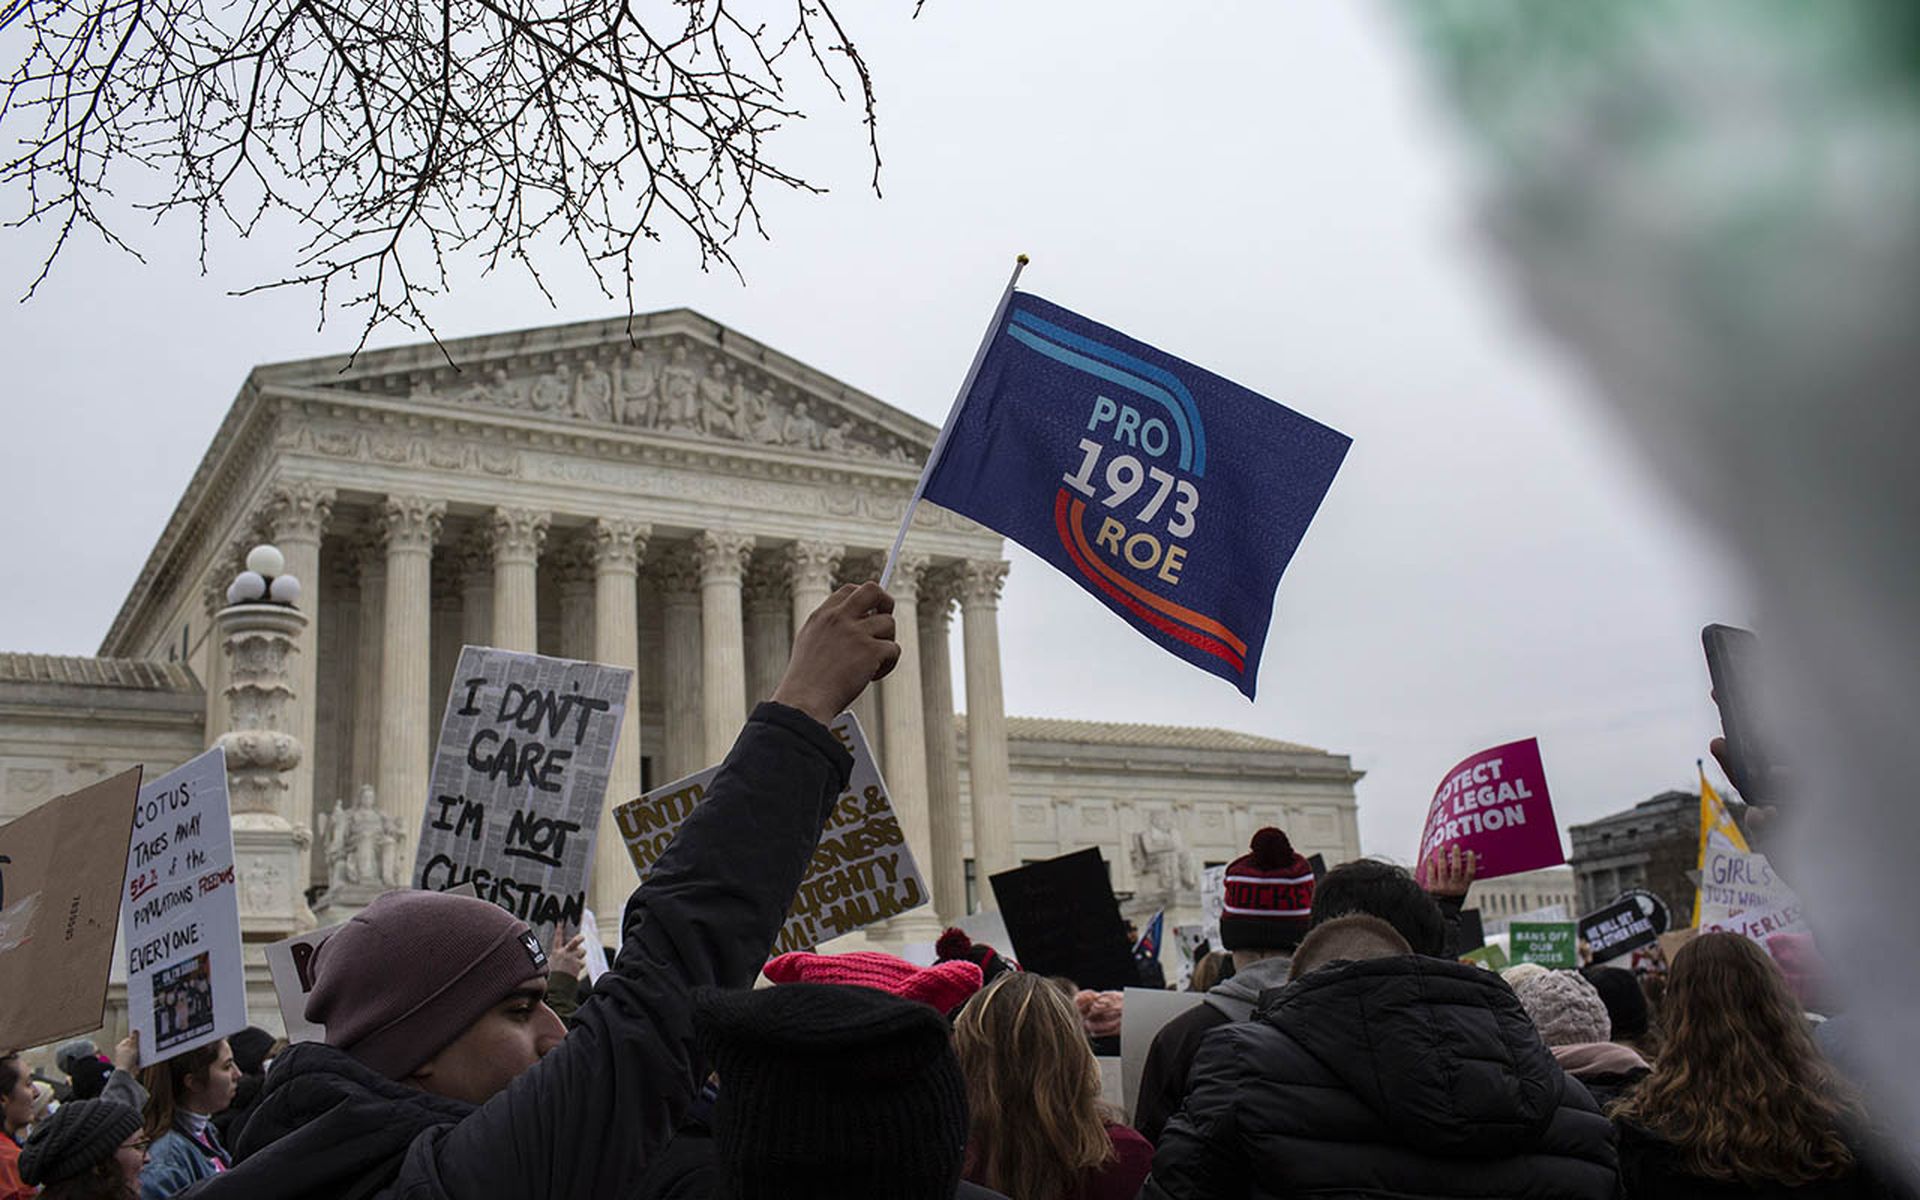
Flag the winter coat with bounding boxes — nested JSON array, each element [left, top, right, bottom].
[[0, 1133, 30, 1200], [140, 1119, 231, 1200], [1131, 954, 1293, 1146], [181, 702, 852, 1200], [1615, 1121, 1918, 1200], [1069, 1123, 1154, 1200], [1143, 954, 1619, 1200]]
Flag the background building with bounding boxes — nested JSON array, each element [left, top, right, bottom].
[[1, 310, 1363, 1033], [1464, 864, 1579, 934], [1568, 790, 1697, 921]]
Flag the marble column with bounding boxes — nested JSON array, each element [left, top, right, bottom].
[[590, 518, 650, 924], [743, 555, 791, 706], [201, 583, 231, 747], [377, 495, 445, 850], [489, 507, 549, 653], [263, 480, 335, 851], [654, 545, 705, 783], [348, 536, 386, 794], [878, 555, 941, 940], [454, 533, 493, 649], [917, 566, 968, 921], [784, 540, 842, 639], [961, 560, 1016, 901], [553, 538, 597, 662], [697, 530, 754, 764], [839, 556, 884, 766]]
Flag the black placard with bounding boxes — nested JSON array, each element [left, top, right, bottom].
[[1579, 896, 1660, 961], [1456, 907, 1486, 953], [989, 848, 1137, 991]]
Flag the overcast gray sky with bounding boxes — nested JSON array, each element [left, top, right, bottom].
[[0, 1, 1751, 864]]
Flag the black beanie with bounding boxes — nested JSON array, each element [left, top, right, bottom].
[[1220, 827, 1315, 952], [1582, 965, 1651, 1041], [18, 1099, 141, 1186], [228, 1026, 276, 1076], [695, 983, 968, 1200]]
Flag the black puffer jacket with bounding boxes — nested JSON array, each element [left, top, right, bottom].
[[1144, 955, 1618, 1199], [183, 702, 851, 1200]]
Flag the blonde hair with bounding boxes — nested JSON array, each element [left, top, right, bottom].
[[953, 974, 1114, 1200]]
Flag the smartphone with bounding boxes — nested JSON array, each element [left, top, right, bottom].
[[1701, 623, 1784, 806]]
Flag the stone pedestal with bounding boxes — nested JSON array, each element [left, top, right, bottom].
[[215, 601, 316, 938]]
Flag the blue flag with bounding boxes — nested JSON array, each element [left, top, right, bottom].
[[921, 292, 1350, 698]]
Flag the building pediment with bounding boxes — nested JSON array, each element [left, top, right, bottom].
[[258, 310, 934, 467]]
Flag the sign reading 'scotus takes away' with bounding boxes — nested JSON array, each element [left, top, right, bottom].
[[413, 647, 632, 935], [615, 712, 926, 952]]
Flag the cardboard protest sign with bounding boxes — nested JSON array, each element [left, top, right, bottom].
[[414, 647, 632, 934], [616, 712, 927, 953], [263, 924, 336, 1043], [1463, 942, 1510, 971], [1121, 988, 1206, 1121], [1415, 738, 1565, 887], [1510, 920, 1579, 969], [1701, 898, 1809, 944], [122, 748, 247, 1064], [1579, 896, 1661, 962], [1617, 888, 1671, 935], [1697, 844, 1797, 926], [990, 848, 1137, 991], [0, 767, 141, 1050]]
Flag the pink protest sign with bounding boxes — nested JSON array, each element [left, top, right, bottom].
[[1414, 738, 1565, 887]]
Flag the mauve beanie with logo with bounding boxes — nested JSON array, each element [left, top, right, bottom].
[[695, 982, 968, 1200], [305, 890, 550, 1080]]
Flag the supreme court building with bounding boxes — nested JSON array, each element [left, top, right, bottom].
[[0, 309, 1363, 956]]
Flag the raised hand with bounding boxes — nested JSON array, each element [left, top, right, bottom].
[[772, 582, 902, 725]]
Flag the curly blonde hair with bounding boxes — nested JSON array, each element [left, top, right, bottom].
[[1612, 933, 1858, 1185], [953, 973, 1114, 1200]]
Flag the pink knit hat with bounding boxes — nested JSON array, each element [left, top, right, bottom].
[[306, 890, 550, 1079], [762, 951, 984, 1015]]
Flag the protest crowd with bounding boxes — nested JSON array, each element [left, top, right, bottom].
[[0, 577, 1911, 1200]]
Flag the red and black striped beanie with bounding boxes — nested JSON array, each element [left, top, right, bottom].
[[1220, 827, 1314, 951]]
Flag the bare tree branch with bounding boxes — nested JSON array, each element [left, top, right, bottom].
[[0, 0, 885, 355]]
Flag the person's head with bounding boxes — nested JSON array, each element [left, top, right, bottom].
[[1287, 914, 1412, 981], [1, 1054, 34, 1134], [1188, 949, 1235, 993], [696, 982, 968, 1199], [1581, 965, 1651, 1043], [1614, 933, 1860, 1186], [763, 949, 983, 1017], [1220, 827, 1315, 961], [1309, 859, 1446, 956], [18, 1099, 146, 1200], [304, 889, 560, 1104], [953, 973, 1114, 1199], [934, 928, 1017, 986], [1511, 969, 1611, 1047], [226, 1026, 276, 1079], [138, 1040, 238, 1139], [67, 1056, 110, 1102], [54, 1040, 99, 1080]]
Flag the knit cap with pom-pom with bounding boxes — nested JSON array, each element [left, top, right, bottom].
[[1220, 826, 1314, 952], [934, 927, 1017, 985]]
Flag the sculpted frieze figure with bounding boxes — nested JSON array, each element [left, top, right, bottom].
[[781, 400, 821, 450], [618, 349, 660, 428], [661, 345, 700, 430], [699, 360, 742, 439], [529, 366, 571, 414], [322, 784, 407, 892], [573, 360, 614, 424]]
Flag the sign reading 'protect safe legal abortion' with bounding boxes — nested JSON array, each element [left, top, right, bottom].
[[413, 647, 631, 935], [615, 712, 925, 953], [1415, 738, 1565, 888]]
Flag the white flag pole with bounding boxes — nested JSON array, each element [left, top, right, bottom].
[[878, 254, 1029, 590]]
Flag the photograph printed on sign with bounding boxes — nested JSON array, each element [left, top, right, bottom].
[[615, 711, 926, 952], [413, 646, 632, 936], [121, 747, 247, 1065]]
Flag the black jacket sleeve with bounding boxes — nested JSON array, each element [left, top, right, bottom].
[[1140, 1023, 1254, 1199], [1132, 1004, 1226, 1146], [1435, 893, 1467, 958], [416, 701, 852, 1200]]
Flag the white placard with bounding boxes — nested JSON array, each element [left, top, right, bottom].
[[263, 924, 337, 1043], [615, 712, 927, 953], [1120, 987, 1208, 1122], [579, 908, 611, 983], [413, 647, 632, 935], [122, 748, 247, 1064]]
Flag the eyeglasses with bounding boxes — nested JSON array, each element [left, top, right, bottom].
[[125, 1139, 153, 1153]]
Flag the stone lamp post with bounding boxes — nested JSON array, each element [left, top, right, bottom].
[[216, 544, 316, 938]]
